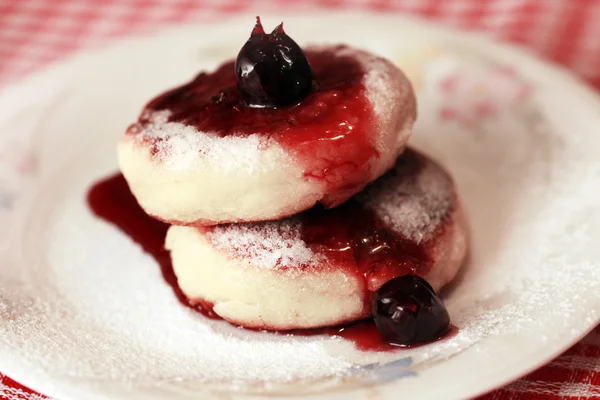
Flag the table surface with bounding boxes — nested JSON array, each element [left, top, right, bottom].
[[1, 1, 599, 399]]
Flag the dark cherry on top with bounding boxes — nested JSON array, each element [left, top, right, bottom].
[[235, 17, 314, 108]]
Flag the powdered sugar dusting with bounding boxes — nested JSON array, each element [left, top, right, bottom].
[[361, 151, 454, 242], [207, 220, 319, 269], [362, 50, 414, 135], [130, 110, 278, 173]]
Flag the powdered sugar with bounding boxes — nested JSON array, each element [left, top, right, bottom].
[[207, 220, 319, 269], [361, 151, 454, 242], [131, 110, 274, 173], [362, 50, 415, 140]]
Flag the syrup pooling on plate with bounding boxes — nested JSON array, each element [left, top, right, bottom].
[[87, 174, 218, 319], [126, 46, 378, 204]]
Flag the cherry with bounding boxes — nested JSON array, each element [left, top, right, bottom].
[[373, 275, 450, 346], [235, 16, 314, 108]]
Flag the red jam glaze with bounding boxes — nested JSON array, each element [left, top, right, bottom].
[[129, 47, 379, 206], [301, 151, 443, 293], [295, 201, 431, 293]]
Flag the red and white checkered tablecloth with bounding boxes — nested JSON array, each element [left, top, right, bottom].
[[1, 1, 599, 399]]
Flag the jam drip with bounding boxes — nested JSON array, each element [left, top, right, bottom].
[[131, 47, 378, 206], [296, 200, 430, 293], [87, 174, 218, 319]]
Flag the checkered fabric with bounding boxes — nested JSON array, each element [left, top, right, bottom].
[[1, 1, 599, 399]]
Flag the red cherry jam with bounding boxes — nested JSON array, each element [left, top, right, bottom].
[[128, 44, 378, 207], [292, 198, 431, 294]]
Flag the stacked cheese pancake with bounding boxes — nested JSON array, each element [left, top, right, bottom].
[[117, 19, 468, 336]]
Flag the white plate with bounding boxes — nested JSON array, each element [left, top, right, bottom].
[[1, 11, 600, 400]]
